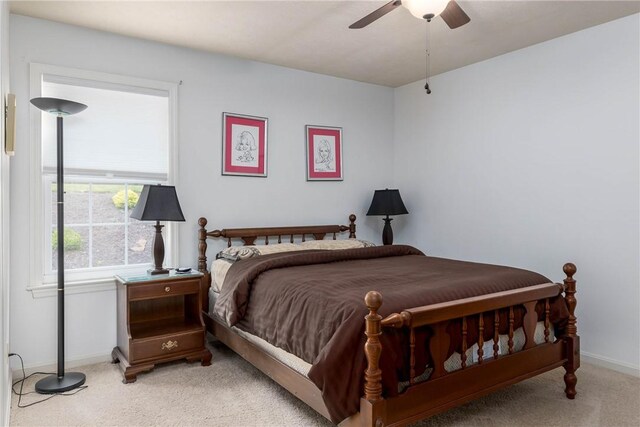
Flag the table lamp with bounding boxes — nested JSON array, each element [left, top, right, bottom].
[[366, 188, 408, 245], [130, 184, 185, 274]]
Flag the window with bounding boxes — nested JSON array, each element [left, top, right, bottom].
[[29, 64, 178, 291]]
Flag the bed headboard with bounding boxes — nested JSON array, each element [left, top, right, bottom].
[[197, 214, 356, 273]]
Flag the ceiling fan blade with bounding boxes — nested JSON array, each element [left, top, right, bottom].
[[349, 0, 402, 29], [440, 0, 471, 29]]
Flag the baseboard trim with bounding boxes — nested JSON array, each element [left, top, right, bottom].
[[11, 352, 113, 380], [582, 351, 639, 377]]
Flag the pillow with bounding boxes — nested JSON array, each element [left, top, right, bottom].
[[211, 258, 234, 293], [253, 243, 304, 255], [212, 243, 305, 292], [210, 240, 374, 292], [216, 242, 303, 262], [298, 238, 376, 250]]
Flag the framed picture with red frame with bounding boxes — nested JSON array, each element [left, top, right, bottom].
[[222, 112, 268, 177], [306, 125, 343, 181]]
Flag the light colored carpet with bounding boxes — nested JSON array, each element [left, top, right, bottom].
[[10, 341, 640, 426]]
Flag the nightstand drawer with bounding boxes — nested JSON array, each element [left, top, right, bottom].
[[128, 278, 200, 300], [131, 330, 204, 362]]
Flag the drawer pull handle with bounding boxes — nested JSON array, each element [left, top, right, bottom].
[[161, 340, 178, 350], [164, 286, 171, 293]]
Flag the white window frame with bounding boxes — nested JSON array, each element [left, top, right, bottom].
[[28, 63, 179, 297]]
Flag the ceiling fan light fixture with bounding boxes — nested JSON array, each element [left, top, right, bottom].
[[403, 0, 450, 20]]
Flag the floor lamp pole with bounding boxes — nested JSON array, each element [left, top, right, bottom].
[[56, 116, 65, 378], [31, 97, 87, 394]]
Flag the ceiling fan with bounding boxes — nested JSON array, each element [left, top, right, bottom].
[[350, 1, 471, 94], [349, 0, 470, 29]]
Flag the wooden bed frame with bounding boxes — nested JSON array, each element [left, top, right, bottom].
[[197, 214, 579, 427]]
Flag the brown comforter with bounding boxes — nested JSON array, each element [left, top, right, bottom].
[[214, 245, 569, 423]]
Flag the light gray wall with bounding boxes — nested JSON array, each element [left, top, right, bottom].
[[9, 14, 394, 368], [1, 1, 11, 424], [393, 14, 640, 372]]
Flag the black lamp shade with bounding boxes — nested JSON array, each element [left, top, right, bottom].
[[130, 185, 185, 222], [366, 189, 409, 216]]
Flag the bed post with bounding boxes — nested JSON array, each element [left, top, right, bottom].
[[198, 217, 211, 312], [562, 262, 579, 399], [349, 214, 357, 238], [361, 291, 388, 427], [364, 291, 383, 401], [198, 217, 208, 273]]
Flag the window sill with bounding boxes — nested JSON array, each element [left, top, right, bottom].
[[27, 277, 116, 299]]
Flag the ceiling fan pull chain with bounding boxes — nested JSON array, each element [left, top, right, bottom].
[[425, 20, 432, 94]]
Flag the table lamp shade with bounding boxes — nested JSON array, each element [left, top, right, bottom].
[[130, 184, 185, 222], [130, 184, 184, 275], [366, 189, 409, 216], [366, 189, 408, 246]]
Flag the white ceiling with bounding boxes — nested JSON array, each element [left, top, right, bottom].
[[9, 1, 640, 87]]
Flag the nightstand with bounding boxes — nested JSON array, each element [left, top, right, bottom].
[[111, 271, 212, 383]]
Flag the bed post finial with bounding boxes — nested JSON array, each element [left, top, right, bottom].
[[364, 291, 383, 402], [349, 214, 356, 238], [198, 217, 208, 273], [562, 262, 579, 400]]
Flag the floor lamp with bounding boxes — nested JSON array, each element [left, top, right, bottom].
[[30, 97, 88, 393]]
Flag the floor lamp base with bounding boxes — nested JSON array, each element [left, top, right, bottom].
[[35, 372, 86, 394]]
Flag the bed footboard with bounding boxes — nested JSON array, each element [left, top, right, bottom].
[[360, 263, 579, 427]]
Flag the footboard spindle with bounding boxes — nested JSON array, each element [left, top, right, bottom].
[[508, 306, 514, 354], [409, 328, 416, 384], [544, 299, 550, 343], [493, 310, 500, 359], [477, 314, 484, 364], [461, 317, 468, 368]]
